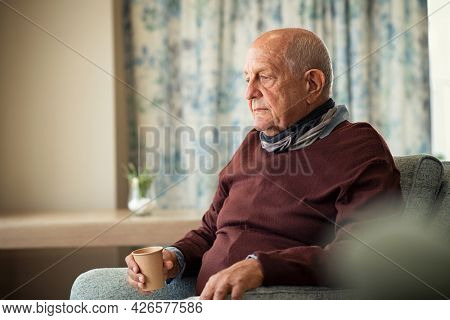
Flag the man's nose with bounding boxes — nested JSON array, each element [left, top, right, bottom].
[[245, 80, 262, 101]]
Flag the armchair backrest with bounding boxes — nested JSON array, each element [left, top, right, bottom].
[[393, 155, 443, 222], [430, 161, 450, 243]]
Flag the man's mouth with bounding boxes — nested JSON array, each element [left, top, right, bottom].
[[253, 108, 268, 112]]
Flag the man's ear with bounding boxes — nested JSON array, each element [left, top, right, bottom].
[[304, 69, 325, 103]]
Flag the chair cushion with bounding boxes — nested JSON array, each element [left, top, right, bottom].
[[394, 155, 443, 222], [242, 286, 358, 299]]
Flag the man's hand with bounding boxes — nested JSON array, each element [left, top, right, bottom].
[[200, 258, 264, 300], [125, 249, 180, 294]]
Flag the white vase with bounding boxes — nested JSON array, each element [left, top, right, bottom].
[[127, 177, 157, 215]]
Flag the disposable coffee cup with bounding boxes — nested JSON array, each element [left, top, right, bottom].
[[132, 246, 164, 291]]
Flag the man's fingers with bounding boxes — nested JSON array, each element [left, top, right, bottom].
[[162, 249, 171, 259], [213, 283, 230, 300], [200, 278, 230, 300], [127, 276, 134, 287], [127, 268, 145, 283], [199, 291, 212, 300], [126, 259, 154, 296], [199, 282, 214, 300], [127, 276, 140, 289], [127, 275, 146, 291], [231, 285, 244, 300], [162, 249, 175, 263], [163, 250, 176, 271], [128, 277, 151, 295], [127, 268, 137, 281], [125, 254, 140, 273], [131, 278, 145, 290], [164, 260, 174, 270]]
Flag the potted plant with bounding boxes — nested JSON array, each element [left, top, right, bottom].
[[125, 163, 156, 215]]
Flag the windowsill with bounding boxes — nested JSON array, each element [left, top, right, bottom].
[[0, 209, 201, 249]]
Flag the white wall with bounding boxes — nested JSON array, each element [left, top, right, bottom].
[[0, 0, 125, 300], [429, 0, 450, 160], [0, 0, 117, 210]]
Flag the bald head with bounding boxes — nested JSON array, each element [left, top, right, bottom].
[[252, 28, 333, 96]]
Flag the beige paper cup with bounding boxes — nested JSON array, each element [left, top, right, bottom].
[[132, 246, 164, 291]]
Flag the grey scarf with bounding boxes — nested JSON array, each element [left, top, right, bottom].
[[260, 102, 349, 153]]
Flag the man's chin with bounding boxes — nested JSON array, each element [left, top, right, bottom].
[[253, 120, 274, 133]]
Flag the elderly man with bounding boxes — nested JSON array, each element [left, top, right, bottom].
[[123, 28, 401, 300], [70, 28, 400, 300]]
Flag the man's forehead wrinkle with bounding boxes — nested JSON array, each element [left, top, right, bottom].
[[247, 47, 285, 65], [244, 59, 281, 75]]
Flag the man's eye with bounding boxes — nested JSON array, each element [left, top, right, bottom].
[[259, 75, 269, 80], [245, 78, 250, 83]]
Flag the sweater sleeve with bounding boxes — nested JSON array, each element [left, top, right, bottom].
[[253, 159, 403, 287], [171, 173, 229, 277]]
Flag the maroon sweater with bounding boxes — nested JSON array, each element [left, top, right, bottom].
[[172, 121, 402, 294]]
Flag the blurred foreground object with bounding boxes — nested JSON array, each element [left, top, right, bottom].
[[336, 217, 450, 299]]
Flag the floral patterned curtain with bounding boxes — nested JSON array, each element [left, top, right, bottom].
[[123, 0, 430, 210]]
